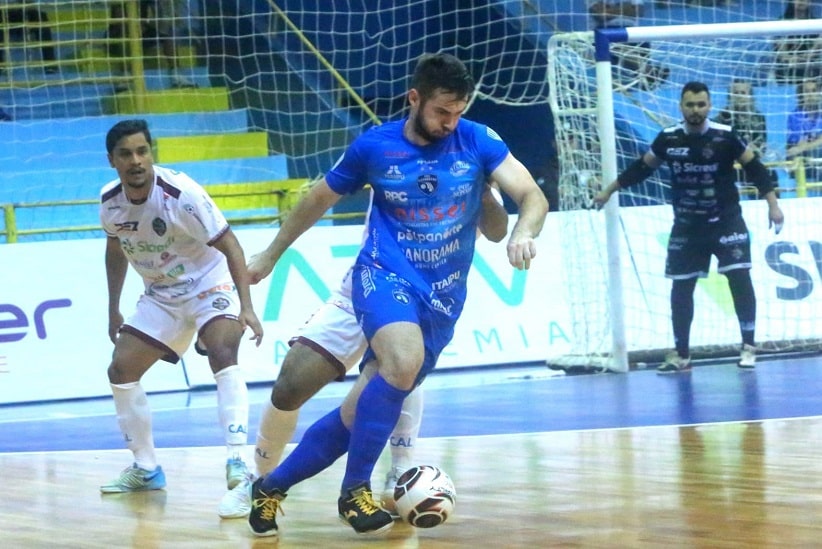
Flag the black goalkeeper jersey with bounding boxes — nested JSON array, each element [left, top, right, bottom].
[[650, 120, 747, 225]]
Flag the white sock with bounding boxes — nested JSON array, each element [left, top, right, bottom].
[[254, 400, 299, 476], [389, 385, 424, 472], [214, 365, 249, 461], [111, 382, 157, 471]]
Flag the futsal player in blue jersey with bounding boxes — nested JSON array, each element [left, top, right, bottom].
[[246, 52, 549, 536]]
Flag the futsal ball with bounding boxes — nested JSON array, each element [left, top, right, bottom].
[[393, 465, 456, 528]]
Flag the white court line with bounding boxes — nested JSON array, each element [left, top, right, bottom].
[[0, 364, 561, 424], [3, 414, 821, 458]]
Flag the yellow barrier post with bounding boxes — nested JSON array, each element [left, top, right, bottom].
[[3, 203, 18, 244], [794, 158, 807, 198], [0, 6, 10, 76], [124, 0, 147, 112]]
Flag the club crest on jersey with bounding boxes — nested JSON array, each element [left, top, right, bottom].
[[392, 288, 411, 305], [152, 217, 167, 236], [417, 174, 438, 194], [212, 297, 230, 311], [702, 147, 715, 160]]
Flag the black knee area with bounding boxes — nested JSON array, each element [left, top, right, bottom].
[[671, 278, 697, 307], [725, 268, 755, 297], [725, 268, 756, 322]]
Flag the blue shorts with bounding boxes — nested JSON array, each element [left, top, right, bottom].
[[352, 265, 457, 386]]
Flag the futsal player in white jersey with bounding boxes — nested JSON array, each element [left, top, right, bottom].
[[213, 182, 508, 519], [98, 119, 263, 494]]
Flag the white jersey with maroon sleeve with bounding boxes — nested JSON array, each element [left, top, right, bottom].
[[100, 165, 231, 302]]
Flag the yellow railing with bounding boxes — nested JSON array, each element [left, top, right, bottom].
[[0, 178, 371, 244], [3, 159, 820, 244], [1, 0, 147, 109], [737, 158, 822, 198]]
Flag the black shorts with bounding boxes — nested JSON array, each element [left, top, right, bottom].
[[664, 216, 752, 279]]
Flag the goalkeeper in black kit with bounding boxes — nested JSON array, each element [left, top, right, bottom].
[[594, 81, 784, 373]]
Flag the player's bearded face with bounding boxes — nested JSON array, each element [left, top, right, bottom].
[[680, 91, 711, 128], [109, 133, 155, 191], [412, 90, 468, 144]]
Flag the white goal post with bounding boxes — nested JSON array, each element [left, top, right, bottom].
[[548, 19, 822, 372]]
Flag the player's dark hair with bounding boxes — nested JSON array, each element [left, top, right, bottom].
[[411, 53, 475, 101], [106, 119, 152, 154], [681, 81, 710, 98]]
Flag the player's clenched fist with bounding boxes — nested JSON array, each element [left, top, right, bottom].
[[506, 234, 538, 270], [247, 251, 276, 285]]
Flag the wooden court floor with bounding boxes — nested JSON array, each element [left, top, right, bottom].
[[2, 417, 821, 548], [3, 358, 822, 548]]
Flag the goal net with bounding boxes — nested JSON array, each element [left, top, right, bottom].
[[1, 1, 790, 240], [548, 18, 822, 371], [2, 1, 819, 368]]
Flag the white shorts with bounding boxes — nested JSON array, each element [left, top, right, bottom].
[[121, 282, 240, 363], [290, 290, 367, 379]]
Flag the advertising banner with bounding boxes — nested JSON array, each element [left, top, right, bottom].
[[2, 198, 820, 403]]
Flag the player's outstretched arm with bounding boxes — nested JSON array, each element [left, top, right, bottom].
[[765, 191, 784, 234], [593, 180, 620, 209], [739, 147, 785, 234], [248, 178, 343, 284], [213, 227, 264, 345], [104, 236, 128, 343], [594, 152, 660, 209], [490, 153, 549, 270]]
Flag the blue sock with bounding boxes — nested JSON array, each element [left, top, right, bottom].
[[262, 407, 349, 492], [342, 374, 409, 492]]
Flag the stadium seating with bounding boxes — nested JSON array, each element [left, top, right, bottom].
[[0, 0, 298, 243], [0, 0, 799, 241]]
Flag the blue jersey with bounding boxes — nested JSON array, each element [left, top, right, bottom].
[[787, 107, 822, 159], [325, 118, 508, 316]]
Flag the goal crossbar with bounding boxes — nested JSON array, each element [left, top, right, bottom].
[[598, 19, 822, 54]]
